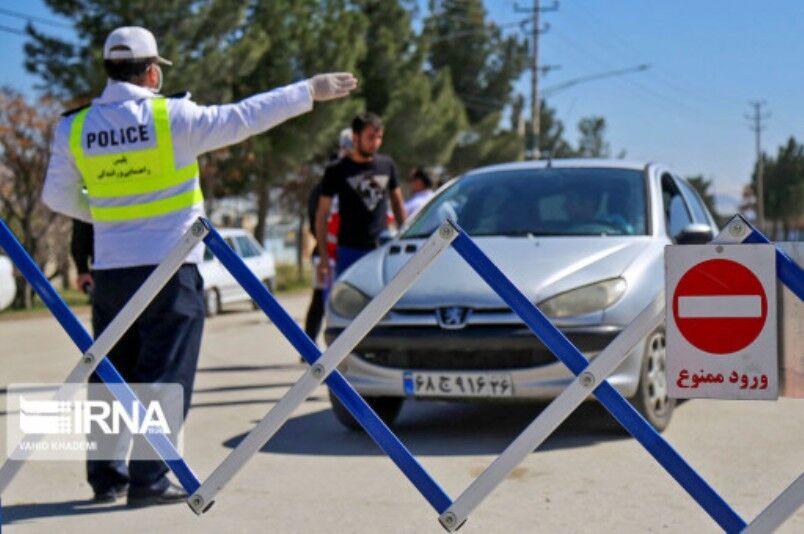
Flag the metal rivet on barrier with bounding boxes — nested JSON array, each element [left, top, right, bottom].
[[579, 371, 595, 388], [311, 363, 325, 379], [441, 512, 457, 529], [191, 221, 205, 237], [438, 223, 455, 240], [715, 245, 724, 253], [729, 221, 745, 237], [82, 352, 94, 365], [189, 494, 204, 512]]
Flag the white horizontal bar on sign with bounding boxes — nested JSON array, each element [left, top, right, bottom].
[[677, 295, 761, 318]]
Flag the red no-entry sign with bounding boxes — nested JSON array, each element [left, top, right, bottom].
[[666, 244, 778, 400], [672, 258, 767, 354]]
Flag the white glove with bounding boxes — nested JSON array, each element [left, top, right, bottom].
[[307, 72, 358, 102]]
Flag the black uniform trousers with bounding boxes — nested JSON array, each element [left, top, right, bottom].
[[87, 264, 204, 494]]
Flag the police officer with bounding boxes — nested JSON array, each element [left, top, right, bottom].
[[42, 26, 357, 507]]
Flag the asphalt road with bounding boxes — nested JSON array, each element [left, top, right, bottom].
[[0, 293, 801, 533]]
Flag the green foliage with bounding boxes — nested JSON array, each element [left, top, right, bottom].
[[352, 0, 421, 117], [576, 116, 611, 158], [274, 262, 311, 293], [448, 111, 520, 174], [752, 137, 804, 232], [537, 100, 575, 158], [425, 0, 527, 125], [382, 69, 467, 176], [686, 175, 721, 223]]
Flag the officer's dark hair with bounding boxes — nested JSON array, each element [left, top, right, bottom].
[[103, 58, 156, 84], [410, 167, 433, 188], [352, 112, 383, 134]]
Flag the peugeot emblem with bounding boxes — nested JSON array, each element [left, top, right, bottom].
[[436, 307, 471, 330]]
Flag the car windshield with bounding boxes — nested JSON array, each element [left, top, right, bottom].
[[401, 167, 648, 238]]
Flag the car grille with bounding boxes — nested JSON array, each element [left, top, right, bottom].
[[354, 348, 558, 370]]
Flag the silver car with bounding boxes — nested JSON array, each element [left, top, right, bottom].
[[324, 160, 719, 432]]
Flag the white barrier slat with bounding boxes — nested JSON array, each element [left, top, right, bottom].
[[743, 473, 804, 534]]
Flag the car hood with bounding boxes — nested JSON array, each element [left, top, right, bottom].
[[343, 236, 653, 308]]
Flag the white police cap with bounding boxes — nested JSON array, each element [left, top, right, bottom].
[[103, 26, 172, 66]]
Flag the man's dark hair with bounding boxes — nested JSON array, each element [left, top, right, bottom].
[[351, 112, 383, 134], [410, 167, 432, 188], [103, 58, 156, 84]]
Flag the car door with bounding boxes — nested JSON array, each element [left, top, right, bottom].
[[660, 173, 695, 242]]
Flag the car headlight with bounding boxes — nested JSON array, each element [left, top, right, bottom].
[[538, 278, 627, 318], [329, 281, 371, 318]]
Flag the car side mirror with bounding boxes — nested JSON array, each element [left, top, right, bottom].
[[674, 223, 714, 245]]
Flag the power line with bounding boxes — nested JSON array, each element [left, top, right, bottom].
[[541, 64, 649, 97], [426, 18, 530, 44], [0, 23, 27, 36], [0, 7, 72, 29]]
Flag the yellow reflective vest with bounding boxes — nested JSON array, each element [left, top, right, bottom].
[[69, 97, 202, 222]]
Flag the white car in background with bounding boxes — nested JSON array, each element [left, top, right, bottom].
[[0, 254, 16, 311], [198, 228, 276, 317]]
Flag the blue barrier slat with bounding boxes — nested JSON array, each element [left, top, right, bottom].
[[203, 226, 453, 514], [451, 230, 746, 533], [742, 231, 804, 301], [0, 219, 201, 495]]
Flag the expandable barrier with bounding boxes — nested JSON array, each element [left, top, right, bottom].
[[0, 214, 800, 532]]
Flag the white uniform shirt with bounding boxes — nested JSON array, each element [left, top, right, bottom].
[[43, 80, 313, 269]]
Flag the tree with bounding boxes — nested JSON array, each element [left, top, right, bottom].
[[753, 137, 804, 237], [576, 116, 611, 158], [420, 0, 528, 175], [535, 99, 574, 158], [424, 0, 527, 125], [686, 174, 722, 225], [352, 0, 422, 117], [0, 88, 70, 308]]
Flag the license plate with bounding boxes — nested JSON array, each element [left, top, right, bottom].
[[404, 371, 513, 398]]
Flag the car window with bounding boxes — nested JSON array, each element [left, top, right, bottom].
[[235, 235, 260, 258], [677, 178, 713, 226], [661, 174, 692, 238], [203, 247, 214, 261], [224, 237, 239, 256], [402, 167, 647, 238]]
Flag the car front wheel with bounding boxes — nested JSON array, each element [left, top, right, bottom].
[[631, 328, 675, 432], [328, 388, 403, 431]]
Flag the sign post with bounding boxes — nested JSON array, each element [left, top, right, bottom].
[[666, 244, 778, 399]]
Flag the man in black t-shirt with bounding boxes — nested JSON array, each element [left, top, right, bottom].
[[315, 112, 406, 283]]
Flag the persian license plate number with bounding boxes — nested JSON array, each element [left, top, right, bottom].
[[406, 372, 513, 398]]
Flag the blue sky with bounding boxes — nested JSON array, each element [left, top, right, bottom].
[[2, 0, 802, 207]]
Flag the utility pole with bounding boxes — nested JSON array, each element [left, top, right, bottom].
[[516, 1, 558, 160], [745, 101, 770, 232]]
